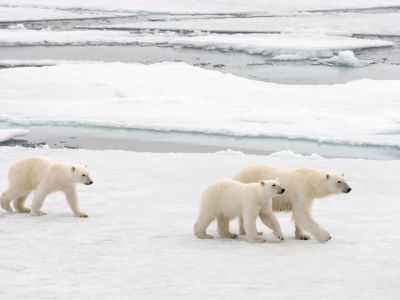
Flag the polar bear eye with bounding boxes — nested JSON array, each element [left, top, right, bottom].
[[82, 174, 86, 177], [272, 184, 276, 187], [337, 181, 341, 184]]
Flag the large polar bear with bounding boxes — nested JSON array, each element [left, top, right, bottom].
[[0, 156, 93, 217], [194, 179, 285, 243], [233, 164, 351, 242]]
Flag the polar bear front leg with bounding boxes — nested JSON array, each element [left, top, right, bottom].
[[259, 202, 284, 241], [295, 224, 311, 240], [217, 216, 238, 238], [63, 186, 88, 218], [31, 190, 48, 216], [239, 216, 263, 236], [293, 209, 331, 242], [242, 206, 265, 243]]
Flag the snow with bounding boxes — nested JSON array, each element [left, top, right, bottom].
[[0, 147, 399, 299], [7, 23, 26, 30], [271, 54, 309, 61], [0, 29, 393, 59], [313, 51, 376, 67], [1, 62, 400, 148], [0, 6, 86, 22], [110, 12, 400, 36], [0, 129, 29, 142], [0, 29, 147, 47], [1, 0, 400, 15], [0, 59, 94, 67], [0, 5, 129, 22]]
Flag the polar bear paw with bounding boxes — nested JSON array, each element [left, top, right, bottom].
[[1, 203, 13, 213], [249, 237, 266, 243], [314, 230, 332, 243], [17, 207, 31, 213], [32, 210, 46, 216], [296, 233, 311, 240], [240, 230, 263, 236], [75, 212, 89, 218], [321, 229, 332, 241], [274, 233, 285, 241], [195, 232, 214, 239], [226, 233, 238, 239]]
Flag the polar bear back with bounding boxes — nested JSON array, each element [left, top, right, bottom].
[[8, 156, 54, 191], [201, 179, 260, 219], [233, 164, 288, 183]]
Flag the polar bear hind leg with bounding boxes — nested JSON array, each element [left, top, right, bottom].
[[31, 189, 48, 216], [194, 211, 214, 239], [1, 187, 26, 213], [14, 194, 31, 213]]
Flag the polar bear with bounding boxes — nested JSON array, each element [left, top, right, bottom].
[[194, 179, 285, 243], [0, 156, 93, 217], [233, 164, 351, 242]]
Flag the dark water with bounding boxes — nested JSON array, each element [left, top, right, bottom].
[[1, 43, 400, 84], [0, 13, 400, 85], [1, 125, 399, 160]]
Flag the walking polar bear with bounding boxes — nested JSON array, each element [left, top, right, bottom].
[[194, 179, 285, 243], [234, 164, 351, 242], [1, 156, 93, 217]]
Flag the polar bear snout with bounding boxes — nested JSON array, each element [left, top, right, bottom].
[[341, 182, 351, 193], [344, 187, 352, 193], [84, 175, 94, 185], [279, 188, 285, 194]]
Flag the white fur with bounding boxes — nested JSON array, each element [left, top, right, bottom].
[[0, 156, 93, 217], [233, 164, 352, 242], [194, 179, 285, 243]]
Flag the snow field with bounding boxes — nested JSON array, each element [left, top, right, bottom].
[[0, 147, 399, 299]]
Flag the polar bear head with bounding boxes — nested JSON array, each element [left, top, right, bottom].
[[260, 179, 285, 197], [71, 165, 93, 185], [325, 173, 351, 194]]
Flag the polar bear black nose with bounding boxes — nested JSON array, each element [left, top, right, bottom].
[[280, 188, 285, 193], [88, 181, 93, 185], [346, 188, 351, 193]]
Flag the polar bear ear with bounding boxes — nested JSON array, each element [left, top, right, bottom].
[[326, 174, 330, 179], [72, 166, 75, 172], [259, 180, 265, 186]]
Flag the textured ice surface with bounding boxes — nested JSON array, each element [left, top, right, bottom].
[[1, 62, 399, 147], [0, 129, 29, 142]]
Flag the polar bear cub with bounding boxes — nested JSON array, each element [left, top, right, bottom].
[[0, 156, 93, 217], [194, 179, 285, 243]]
